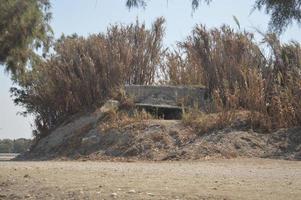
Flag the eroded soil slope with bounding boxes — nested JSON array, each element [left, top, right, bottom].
[[18, 105, 301, 161]]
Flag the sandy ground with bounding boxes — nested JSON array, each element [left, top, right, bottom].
[[0, 159, 300, 200]]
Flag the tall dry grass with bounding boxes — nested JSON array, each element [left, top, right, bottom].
[[11, 18, 165, 138], [11, 20, 301, 139], [163, 25, 301, 131]]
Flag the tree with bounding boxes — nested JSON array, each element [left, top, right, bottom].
[[12, 139, 31, 153], [0, 139, 13, 153], [126, 0, 301, 33], [254, 0, 301, 33], [0, 139, 31, 153], [0, 0, 52, 77]]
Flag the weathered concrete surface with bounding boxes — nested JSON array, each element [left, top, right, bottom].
[[125, 85, 207, 109]]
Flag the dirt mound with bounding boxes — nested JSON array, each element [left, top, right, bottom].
[[18, 107, 301, 161], [17, 101, 301, 161]]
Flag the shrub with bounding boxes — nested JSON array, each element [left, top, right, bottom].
[[164, 25, 301, 131], [11, 18, 165, 138], [11, 21, 301, 139], [182, 109, 243, 135]]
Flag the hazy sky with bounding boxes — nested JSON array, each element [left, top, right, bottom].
[[1, 0, 301, 139]]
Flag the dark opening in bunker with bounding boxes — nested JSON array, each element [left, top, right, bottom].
[[136, 104, 183, 120]]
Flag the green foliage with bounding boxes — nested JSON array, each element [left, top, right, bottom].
[[254, 0, 301, 33], [126, 0, 147, 9], [4, 1, 300, 140], [0, 139, 31, 153], [126, 0, 301, 33], [0, 139, 13, 153], [126, 0, 212, 10], [0, 0, 52, 76]]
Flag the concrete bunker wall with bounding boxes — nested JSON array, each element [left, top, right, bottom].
[[125, 85, 207, 119]]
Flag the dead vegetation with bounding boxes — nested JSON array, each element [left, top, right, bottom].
[[10, 18, 301, 143], [99, 109, 154, 132], [182, 110, 241, 135], [11, 18, 165, 138], [20, 110, 301, 161], [162, 25, 301, 132]]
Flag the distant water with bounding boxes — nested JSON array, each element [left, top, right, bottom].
[[0, 153, 19, 161]]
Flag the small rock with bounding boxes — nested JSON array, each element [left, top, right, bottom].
[[24, 174, 30, 178], [99, 100, 120, 113], [111, 193, 118, 198], [146, 192, 154, 196], [128, 189, 136, 194], [24, 194, 31, 198]]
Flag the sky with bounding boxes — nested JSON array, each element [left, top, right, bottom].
[[1, 0, 301, 139]]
